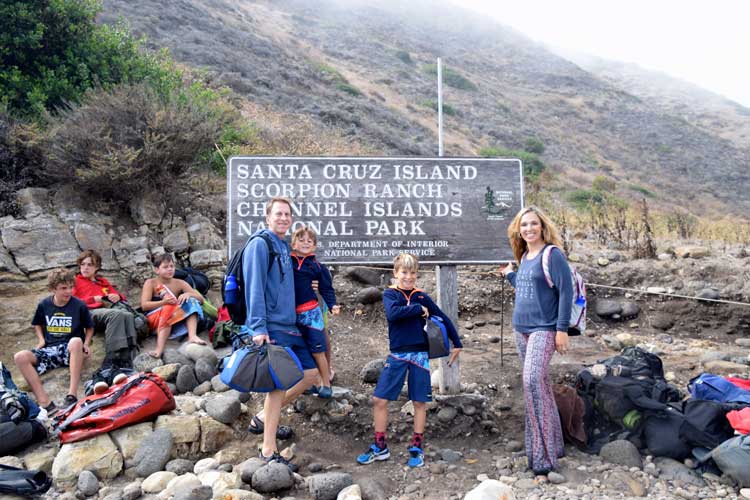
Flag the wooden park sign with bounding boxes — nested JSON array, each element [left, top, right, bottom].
[[227, 157, 524, 263]]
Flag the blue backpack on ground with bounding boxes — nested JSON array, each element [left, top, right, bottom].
[[541, 244, 586, 336], [222, 232, 282, 326], [219, 341, 303, 392], [425, 316, 450, 359], [688, 373, 750, 404]]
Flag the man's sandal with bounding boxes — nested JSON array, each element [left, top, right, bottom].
[[247, 415, 294, 440]]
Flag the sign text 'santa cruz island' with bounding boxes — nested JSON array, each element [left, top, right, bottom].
[[227, 157, 524, 264]]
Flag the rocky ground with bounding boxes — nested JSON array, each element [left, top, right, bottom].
[[3, 244, 750, 499]]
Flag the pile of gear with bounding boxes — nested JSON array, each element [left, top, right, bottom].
[[556, 347, 750, 487]]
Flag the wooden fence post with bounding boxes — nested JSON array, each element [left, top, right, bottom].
[[436, 264, 460, 394]]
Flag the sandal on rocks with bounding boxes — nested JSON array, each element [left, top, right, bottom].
[[247, 415, 294, 440]]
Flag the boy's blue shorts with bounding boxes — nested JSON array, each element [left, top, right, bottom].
[[297, 308, 328, 354], [373, 351, 432, 403]]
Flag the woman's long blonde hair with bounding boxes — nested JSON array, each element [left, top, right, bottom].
[[507, 206, 564, 262]]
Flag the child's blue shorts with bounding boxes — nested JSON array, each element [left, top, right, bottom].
[[373, 351, 432, 403], [297, 307, 328, 353]]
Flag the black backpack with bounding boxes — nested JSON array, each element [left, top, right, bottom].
[[222, 232, 282, 325], [174, 267, 211, 296], [678, 399, 748, 450], [600, 346, 665, 379]]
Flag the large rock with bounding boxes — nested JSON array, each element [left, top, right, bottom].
[[336, 484, 362, 500], [360, 359, 385, 383], [2, 215, 80, 273], [344, 267, 384, 286], [111, 422, 154, 461], [239, 458, 265, 484], [186, 213, 224, 251], [166, 459, 195, 475], [251, 463, 294, 493], [654, 457, 705, 486], [674, 246, 710, 259], [464, 479, 516, 500], [599, 440, 642, 469], [142, 471, 177, 493], [215, 489, 263, 500], [134, 428, 174, 477], [595, 299, 622, 318], [354, 287, 382, 305], [194, 358, 217, 384], [152, 363, 181, 382], [205, 397, 241, 425], [183, 344, 218, 365], [77, 470, 100, 497], [52, 434, 123, 484], [211, 375, 230, 392], [189, 250, 224, 268], [308, 472, 353, 500], [155, 415, 201, 444], [133, 352, 165, 372], [176, 365, 199, 394], [163, 225, 191, 254], [19, 445, 57, 473], [164, 349, 194, 367], [199, 417, 233, 453]]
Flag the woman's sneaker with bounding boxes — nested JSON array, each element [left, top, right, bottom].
[[407, 446, 424, 468], [317, 386, 333, 399], [356, 443, 390, 465]]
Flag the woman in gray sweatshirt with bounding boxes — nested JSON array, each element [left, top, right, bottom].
[[501, 206, 573, 476]]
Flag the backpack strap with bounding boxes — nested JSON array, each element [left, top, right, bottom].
[[541, 244, 558, 288], [255, 232, 284, 280]]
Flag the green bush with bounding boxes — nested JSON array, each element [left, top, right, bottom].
[[423, 64, 477, 91], [566, 189, 607, 210], [0, 0, 170, 118], [0, 110, 45, 216], [592, 175, 616, 193], [420, 100, 457, 116], [524, 137, 545, 155], [395, 51, 413, 64], [628, 183, 654, 197], [315, 63, 347, 83], [336, 83, 361, 96], [480, 146, 545, 180], [44, 81, 243, 204]]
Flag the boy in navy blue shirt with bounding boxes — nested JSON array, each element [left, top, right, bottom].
[[291, 227, 340, 399], [357, 253, 462, 468], [15, 268, 94, 415]]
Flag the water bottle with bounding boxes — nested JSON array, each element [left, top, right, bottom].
[[224, 275, 238, 305]]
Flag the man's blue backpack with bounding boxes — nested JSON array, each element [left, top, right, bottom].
[[424, 316, 450, 359], [222, 232, 282, 325]]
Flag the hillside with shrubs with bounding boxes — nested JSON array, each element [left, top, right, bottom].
[[1, 0, 749, 246]]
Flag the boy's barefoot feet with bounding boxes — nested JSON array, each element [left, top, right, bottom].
[[147, 350, 162, 359], [187, 336, 207, 346], [329, 369, 336, 383]]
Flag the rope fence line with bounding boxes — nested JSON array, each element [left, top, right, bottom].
[[584, 283, 750, 308]]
